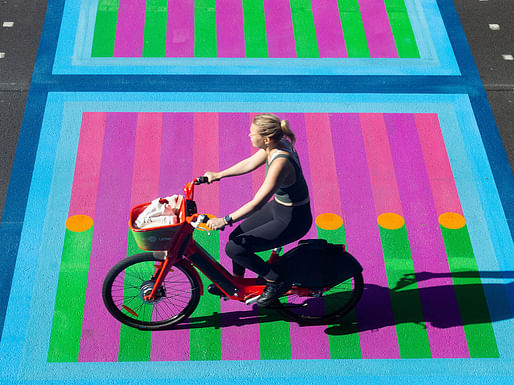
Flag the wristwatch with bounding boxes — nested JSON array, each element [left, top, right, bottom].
[[224, 215, 233, 226]]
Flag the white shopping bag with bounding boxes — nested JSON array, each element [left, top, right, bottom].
[[135, 195, 183, 229]]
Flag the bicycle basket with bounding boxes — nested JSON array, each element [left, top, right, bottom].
[[129, 196, 186, 251]]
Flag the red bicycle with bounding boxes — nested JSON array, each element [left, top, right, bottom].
[[102, 178, 364, 330]]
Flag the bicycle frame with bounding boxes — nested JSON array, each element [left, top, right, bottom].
[[143, 178, 277, 304]]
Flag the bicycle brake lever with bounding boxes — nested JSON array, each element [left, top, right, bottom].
[[192, 215, 211, 235]]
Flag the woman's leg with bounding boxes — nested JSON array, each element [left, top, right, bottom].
[[228, 201, 275, 276], [226, 201, 312, 278]]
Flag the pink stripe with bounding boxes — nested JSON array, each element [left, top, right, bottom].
[[385, 113, 469, 358], [113, 0, 146, 57], [68, 112, 106, 218], [263, 0, 296, 58], [281, 113, 330, 360], [311, 0, 347, 58], [360, 113, 403, 216], [151, 113, 194, 361], [330, 113, 400, 359], [250, 113, 265, 195], [415, 114, 463, 216], [193, 113, 219, 217], [304, 113, 343, 217], [218, 113, 260, 360], [130, 113, 162, 206], [357, 0, 397, 58], [216, 0, 245, 57], [79, 113, 137, 361], [166, 0, 194, 57]]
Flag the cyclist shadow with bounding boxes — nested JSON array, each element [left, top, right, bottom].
[[325, 270, 514, 336]]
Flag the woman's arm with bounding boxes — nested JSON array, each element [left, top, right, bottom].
[[204, 149, 267, 183], [207, 159, 290, 230]]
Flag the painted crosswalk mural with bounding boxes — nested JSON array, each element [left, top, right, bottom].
[[0, 0, 512, 383]]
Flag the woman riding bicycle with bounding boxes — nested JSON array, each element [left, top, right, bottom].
[[204, 113, 312, 306]]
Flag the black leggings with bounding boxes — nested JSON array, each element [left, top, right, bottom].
[[225, 199, 312, 279]]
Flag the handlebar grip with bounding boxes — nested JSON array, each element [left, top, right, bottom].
[[195, 176, 209, 185]]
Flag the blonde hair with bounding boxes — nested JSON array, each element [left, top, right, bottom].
[[253, 113, 296, 147]]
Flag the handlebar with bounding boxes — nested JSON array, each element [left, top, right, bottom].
[[184, 176, 209, 202], [195, 176, 209, 185]]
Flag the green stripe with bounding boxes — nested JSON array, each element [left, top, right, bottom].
[[290, 0, 319, 58], [91, 0, 120, 57], [242, 0, 268, 57], [194, 0, 217, 57], [143, 0, 168, 57], [336, 0, 370, 58], [440, 224, 499, 358], [379, 224, 431, 358], [257, 251, 292, 360], [118, 231, 152, 362], [384, 0, 420, 58], [317, 225, 362, 359], [48, 227, 93, 362], [189, 230, 221, 360]]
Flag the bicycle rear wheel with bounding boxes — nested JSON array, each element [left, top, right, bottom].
[[102, 253, 200, 330], [277, 272, 363, 325]]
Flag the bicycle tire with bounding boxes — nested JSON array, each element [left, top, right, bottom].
[[276, 272, 364, 325], [102, 253, 201, 330]]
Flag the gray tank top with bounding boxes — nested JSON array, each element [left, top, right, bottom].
[[265, 143, 310, 206]]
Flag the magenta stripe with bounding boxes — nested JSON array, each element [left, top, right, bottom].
[[130, 113, 162, 205], [158, 113, 194, 195], [357, 0, 397, 58], [193, 113, 219, 215], [216, 0, 245, 57], [79, 113, 137, 362], [166, 0, 194, 57], [385, 113, 470, 358], [113, 0, 146, 57], [218, 113, 260, 360], [360, 113, 403, 216], [281, 113, 330, 360], [415, 114, 463, 216], [263, 0, 296, 58], [68, 112, 106, 218], [151, 113, 194, 361], [330, 113, 400, 359], [311, 0, 347, 58]]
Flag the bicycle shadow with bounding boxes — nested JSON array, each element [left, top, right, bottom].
[[166, 306, 285, 331], [169, 270, 513, 333], [326, 270, 514, 336]]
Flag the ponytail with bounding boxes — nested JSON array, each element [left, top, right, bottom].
[[253, 113, 296, 148], [280, 119, 296, 147]]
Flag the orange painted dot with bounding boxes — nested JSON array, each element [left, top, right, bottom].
[[439, 212, 466, 229], [316, 213, 344, 230], [65, 215, 94, 232], [377, 213, 405, 230]]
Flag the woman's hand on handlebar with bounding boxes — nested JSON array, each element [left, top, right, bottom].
[[206, 217, 226, 231], [203, 171, 221, 183]]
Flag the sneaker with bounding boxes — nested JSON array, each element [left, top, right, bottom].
[[207, 284, 226, 297], [256, 280, 291, 307]]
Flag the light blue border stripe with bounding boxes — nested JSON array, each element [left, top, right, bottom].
[[52, 0, 459, 75], [437, 99, 514, 358], [2, 93, 512, 384], [20, 100, 81, 377]]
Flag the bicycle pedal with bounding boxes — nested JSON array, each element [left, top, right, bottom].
[[245, 296, 260, 306]]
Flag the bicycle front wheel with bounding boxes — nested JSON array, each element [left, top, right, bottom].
[[277, 272, 364, 325], [102, 253, 201, 330]]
